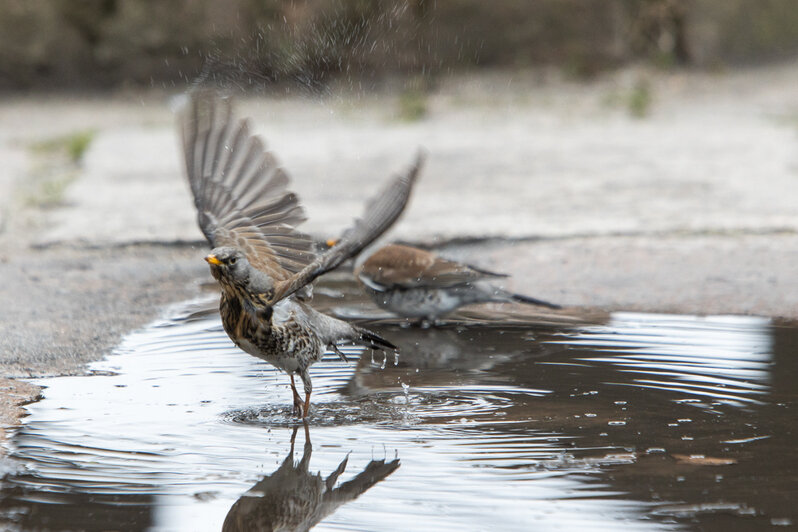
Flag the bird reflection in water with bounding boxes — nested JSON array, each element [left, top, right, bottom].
[[223, 423, 400, 532]]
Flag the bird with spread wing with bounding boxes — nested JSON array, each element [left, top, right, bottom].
[[180, 93, 423, 417]]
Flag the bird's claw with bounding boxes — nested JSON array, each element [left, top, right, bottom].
[[292, 396, 305, 417]]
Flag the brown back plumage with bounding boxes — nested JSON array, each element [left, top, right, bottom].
[[357, 244, 507, 290]]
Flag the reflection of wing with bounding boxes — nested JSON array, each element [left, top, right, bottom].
[[357, 244, 506, 291], [222, 428, 399, 532], [180, 92, 316, 281], [316, 457, 400, 520], [269, 152, 425, 303]]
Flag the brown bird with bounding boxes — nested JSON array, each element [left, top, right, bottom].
[[223, 424, 400, 532], [354, 243, 561, 324], [180, 93, 423, 417]]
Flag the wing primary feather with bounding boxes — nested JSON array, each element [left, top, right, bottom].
[[269, 150, 425, 303], [179, 92, 317, 278]]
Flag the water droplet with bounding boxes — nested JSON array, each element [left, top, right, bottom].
[[401, 382, 410, 402], [608, 421, 626, 426], [584, 413, 597, 418], [646, 448, 666, 454]]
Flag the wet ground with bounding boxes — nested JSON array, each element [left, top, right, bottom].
[[0, 281, 795, 531]]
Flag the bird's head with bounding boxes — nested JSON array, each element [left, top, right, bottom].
[[205, 247, 276, 304], [205, 247, 250, 287]]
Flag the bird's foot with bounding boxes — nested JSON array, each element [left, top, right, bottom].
[[292, 395, 305, 418], [292, 397, 311, 419], [330, 343, 349, 363]]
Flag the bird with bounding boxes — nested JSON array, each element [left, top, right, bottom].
[[353, 243, 561, 325], [222, 424, 400, 532], [179, 92, 424, 417]]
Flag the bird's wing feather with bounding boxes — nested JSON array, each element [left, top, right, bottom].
[[180, 93, 316, 281], [269, 152, 425, 303]]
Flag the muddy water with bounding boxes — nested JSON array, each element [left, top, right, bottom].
[[1, 287, 796, 531]]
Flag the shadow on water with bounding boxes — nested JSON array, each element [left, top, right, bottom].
[[0, 288, 796, 530]]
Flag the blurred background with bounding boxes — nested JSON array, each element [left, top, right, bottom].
[[3, 0, 798, 92]]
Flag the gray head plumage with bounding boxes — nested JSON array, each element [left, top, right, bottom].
[[205, 247, 250, 283], [205, 246, 275, 297]]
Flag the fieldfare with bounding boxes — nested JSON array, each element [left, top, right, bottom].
[[355, 243, 560, 324], [180, 93, 423, 417]]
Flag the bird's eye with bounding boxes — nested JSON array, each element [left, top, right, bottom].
[[229, 257, 237, 265]]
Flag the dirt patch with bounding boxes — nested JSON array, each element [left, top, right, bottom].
[[0, 378, 40, 442]]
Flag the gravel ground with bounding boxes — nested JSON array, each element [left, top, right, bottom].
[[2, 64, 798, 440]]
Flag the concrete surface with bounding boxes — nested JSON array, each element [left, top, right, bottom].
[[30, 68, 798, 246], [2, 64, 798, 435]]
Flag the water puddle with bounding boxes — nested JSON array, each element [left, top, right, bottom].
[[1, 290, 796, 530]]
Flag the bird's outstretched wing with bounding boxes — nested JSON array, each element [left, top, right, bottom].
[[356, 244, 507, 291], [180, 92, 316, 281], [269, 152, 425, 303]]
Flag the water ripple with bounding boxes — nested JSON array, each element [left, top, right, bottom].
[[0, 304, 791, 531], [546, 312, 772, 408]]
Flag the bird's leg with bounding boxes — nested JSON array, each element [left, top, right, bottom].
[[289, 374, 304, 416], [298, 420, 313, 471], [303, 392, 311, 418], [300, 369, 313, 419], [289, 425, 300, 455]]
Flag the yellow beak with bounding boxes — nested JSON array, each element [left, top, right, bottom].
[[205, 254, 222, 266], [326, 238, 338, 248]]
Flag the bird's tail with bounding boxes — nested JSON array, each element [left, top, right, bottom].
[[308, 304, 397, 353], [507, 291, 562, 310], [353, 325, 397, 351]]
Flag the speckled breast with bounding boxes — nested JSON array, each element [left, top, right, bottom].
[[219, 292, 323, 373]]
